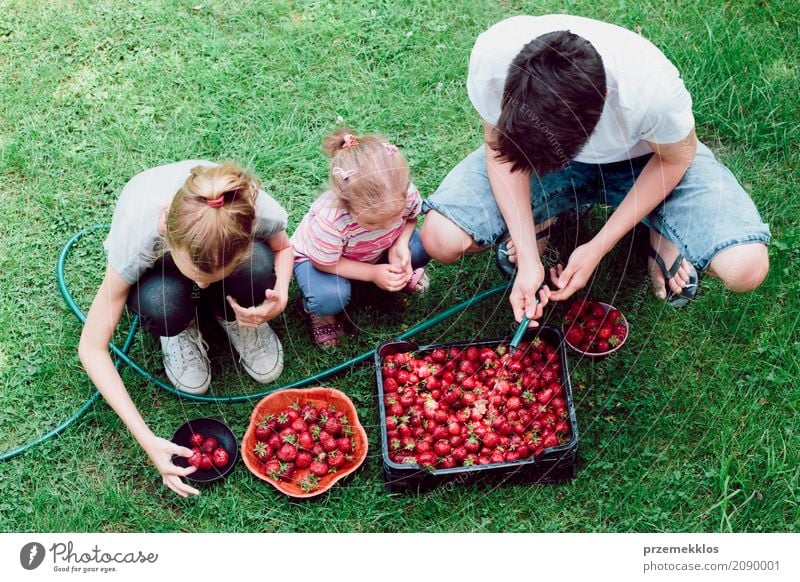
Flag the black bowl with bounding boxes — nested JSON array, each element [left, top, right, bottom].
[[171, 418, 238, 484]]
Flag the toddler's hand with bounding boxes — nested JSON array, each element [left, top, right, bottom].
[[373, 264, 408, 292], [388, 243, 412, 275]]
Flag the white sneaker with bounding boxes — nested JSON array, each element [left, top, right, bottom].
[[159, 320, 211, 394], [218, 319, 284, 384]]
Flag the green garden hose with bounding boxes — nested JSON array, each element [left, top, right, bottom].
[[0, 225, 509, 461]]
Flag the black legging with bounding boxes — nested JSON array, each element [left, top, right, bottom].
[[126, 240, 276, 337]]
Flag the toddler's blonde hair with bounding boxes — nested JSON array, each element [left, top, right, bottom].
[[323, 129, 409, 217]]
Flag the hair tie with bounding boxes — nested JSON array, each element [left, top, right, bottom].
[[342, 134, 359, 149], [383, 142, 398, 156], [207, 196, 225, 208], [332, 166, 358, 181]]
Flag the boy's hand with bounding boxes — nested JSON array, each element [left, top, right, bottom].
[[548, 241, 603, 301], [143, 435, 200, 498], [510, 261, 549, 324], [226, 289, 287, 327], [372, 264, 408, 292]]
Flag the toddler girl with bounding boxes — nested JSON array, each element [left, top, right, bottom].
[[291, 130, 430, 346]]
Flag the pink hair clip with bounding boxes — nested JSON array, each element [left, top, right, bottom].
[[332, 166, 358, 181], [342, 134, 359, 149], [207, 196, 225, 208], [383, 142, 398, 156]]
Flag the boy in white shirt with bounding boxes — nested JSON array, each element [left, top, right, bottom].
[[421, 15, 770, 323]]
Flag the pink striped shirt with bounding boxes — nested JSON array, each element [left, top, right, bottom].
[[291, 184, 423, 266]]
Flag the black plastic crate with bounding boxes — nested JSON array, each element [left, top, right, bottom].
[[375, 325, 579, 493]]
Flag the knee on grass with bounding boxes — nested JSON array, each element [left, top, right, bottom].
[[420, 211, 478, 264], [709, 243, 769, 293]]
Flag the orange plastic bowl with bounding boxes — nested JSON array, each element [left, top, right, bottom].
[[241, 387, 368, 498], [564, 301, 629, 358]]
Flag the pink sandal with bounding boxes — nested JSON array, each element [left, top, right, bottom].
[[309, 313, 344, 347], [403, 268, 430, 294], [296, 298, 345, 347]]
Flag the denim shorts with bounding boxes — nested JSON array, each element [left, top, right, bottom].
[[423, 142, 770, 270]]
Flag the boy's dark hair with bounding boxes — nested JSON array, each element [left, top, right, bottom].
[[491, 30, 607, 175]]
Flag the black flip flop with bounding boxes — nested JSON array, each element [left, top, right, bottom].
[[495, 223, 559, 279], [646, 246, 699, 308]]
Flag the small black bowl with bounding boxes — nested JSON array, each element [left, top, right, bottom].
[[171, 418, 238, 484]]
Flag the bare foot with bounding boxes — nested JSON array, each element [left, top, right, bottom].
[[648, 230, 694, 299], [504, 218, 558, 265]]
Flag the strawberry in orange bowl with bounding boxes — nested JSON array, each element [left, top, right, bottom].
[[241, 387, 368, 498]]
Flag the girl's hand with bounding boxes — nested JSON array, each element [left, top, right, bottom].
[[226, 289, 287, 328], [143, 435, 200, 498], [373, 264, 408, 292]]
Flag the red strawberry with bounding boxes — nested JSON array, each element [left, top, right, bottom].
[[201, 437, 219, 454], [416, 451, 438, 469], [255, 423, 272, 442], [199, 454, 213, 471], [591, 304, 607, 319], [264, 459, 282, 479], [295, 451, 313, 469], [188, 447, 203, 468], [327, 450, 346, 468], [253, 442, 272, 463], [301, 404, 319, 423], [280, 463, 295, 482], [298, 432, 315, 450], [189, 433, 204, 447], [309, 461, 329, 477], [482, 431, 499, 449], [323, 416, 343, 436], [554, 420, 570, 434], [433, 440, 451, 457], [337, 437, 354, 454], [565, 325, 585, 345], [212, 447, 229, 468], [277, 444, 297, 463], [542, 433, 559, 448], [290, 419, 308, 433], [439, 456, 457, 469], [320, 436, 338, 452]]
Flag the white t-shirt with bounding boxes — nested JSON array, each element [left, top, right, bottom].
[[467, 14, 695, 164], [103, 160, 288, 285]]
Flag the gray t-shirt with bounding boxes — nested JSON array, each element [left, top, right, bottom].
[[103, 160, 288, 285]]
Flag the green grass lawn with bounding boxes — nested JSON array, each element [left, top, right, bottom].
[[1, 0, 798, 532]]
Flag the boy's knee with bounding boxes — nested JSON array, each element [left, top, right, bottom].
[[421, 212, 474, 264], [710, 243, 769, 293]]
